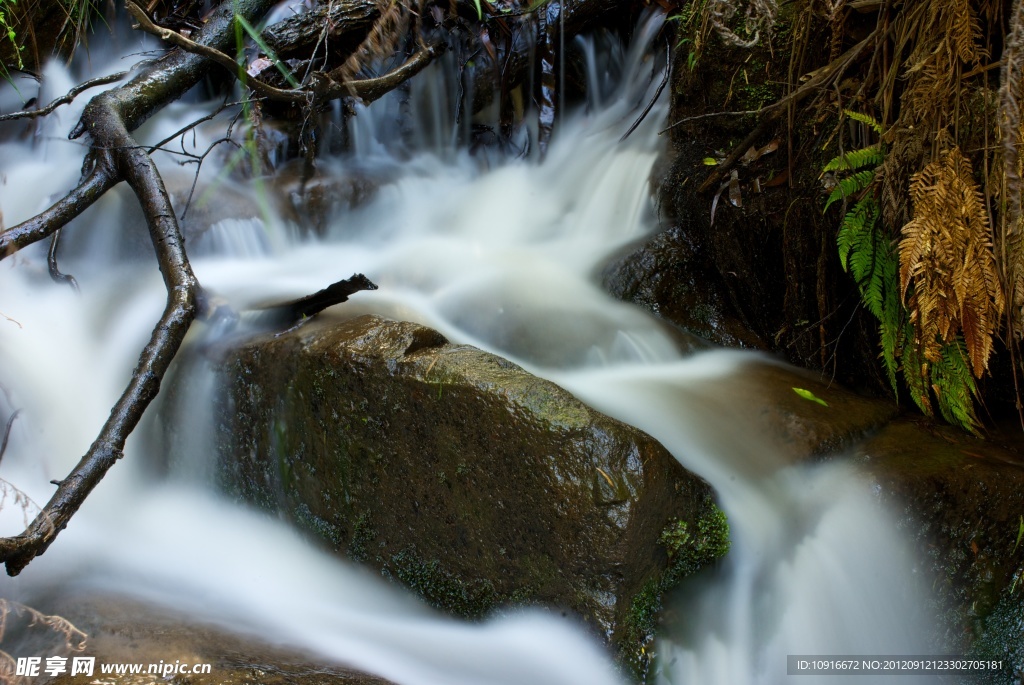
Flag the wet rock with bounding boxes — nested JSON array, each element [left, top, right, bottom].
[[603, 226, 766, 350], [678, 358, 897, 467], [271, 162, 389, 236], [7, 593, 390, 685], [641, 34, 893, 395], [853, 419, 1024, 678], [214, 314, 725, 670]]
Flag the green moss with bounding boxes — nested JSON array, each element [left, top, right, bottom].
[[659, 519, 692, 557], [621, 577, 662, 678], [293, 502, 342, 547], [348, 512, 374, 563], [736, 69, 780, 111], [658, 505, 731, 586], [388, 547, 500, 620], [621, 503, 731, 680]]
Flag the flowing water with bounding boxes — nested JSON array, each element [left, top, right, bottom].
[[0, 14, 936, 685]]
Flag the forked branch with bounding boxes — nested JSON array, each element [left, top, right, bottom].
[[0, 0, 279, 576]]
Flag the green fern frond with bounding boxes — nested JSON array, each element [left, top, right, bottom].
[[825, 169, 877, 212], [879, 306, 904, 397], [902, 334, 933, 416], [931, 339, 981, 433], [823, 146, 885, 174], [843, 109, 884, 134], [839, 196, 877, 275], [837, 200, 869, 271]]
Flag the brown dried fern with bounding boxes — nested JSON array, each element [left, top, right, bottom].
[[0, 599, 87, 685], [330, 0, 411, 85], [999, 0, 1024, 338], [899, 146, 1004, 377]]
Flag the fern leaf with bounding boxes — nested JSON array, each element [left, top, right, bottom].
[[898, 147, 1002, 381], [823, 146, 886, 173], [931, 339, 981, 433], [826, 169, 877, 212], [902, 333, 934, 416], [837, 197, 875, 272], [843, 109, 885, 134], [879, 298, 904, 398]]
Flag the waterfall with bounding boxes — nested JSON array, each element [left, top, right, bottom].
[[0, 12, 934, 685]]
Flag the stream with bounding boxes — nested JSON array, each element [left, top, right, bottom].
[[0, 12, 937, 685]]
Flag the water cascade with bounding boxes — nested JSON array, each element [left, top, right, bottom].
[[0, 14, 934, 685]]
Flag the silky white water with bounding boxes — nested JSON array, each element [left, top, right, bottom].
[[0, 16, 934, 685]]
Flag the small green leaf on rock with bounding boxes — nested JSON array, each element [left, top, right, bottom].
[[702, 157, 718, 166], [792, 387, 829, 407]]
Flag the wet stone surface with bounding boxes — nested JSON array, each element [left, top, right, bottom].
[[7, 593, 391, 685], [853, 419, 1024, 682], [214, 314, 726, 671]]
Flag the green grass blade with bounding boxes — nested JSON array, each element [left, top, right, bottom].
[[235, 13, 300, 88]]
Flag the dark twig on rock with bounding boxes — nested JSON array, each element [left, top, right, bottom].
[[620, 36, 671, 144], [253, 273, 379, 329]]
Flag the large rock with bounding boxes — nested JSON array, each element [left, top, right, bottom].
[[214, 314, 727, 672], [853, 419, 1024, 682]]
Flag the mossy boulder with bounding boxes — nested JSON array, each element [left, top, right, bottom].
[[214, 314, 725, 669]]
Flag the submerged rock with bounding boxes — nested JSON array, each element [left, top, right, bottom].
[[215, 314, 726, 670], [854, 419, 1024, 681], [9, 593, 390, 685]]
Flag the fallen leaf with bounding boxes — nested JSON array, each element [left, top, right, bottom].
[[792, 387, 829, 407], [247, 57, 273, 78], [728, 170, 742, 207]]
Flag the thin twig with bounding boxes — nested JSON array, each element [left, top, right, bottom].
[[47, 229, 80, 292], [0, 72, 128, 123], [621, 36, 671, 143], [0, 411, 20, 468], [146, 97, 233, 154], [664, 30, 880, 137]]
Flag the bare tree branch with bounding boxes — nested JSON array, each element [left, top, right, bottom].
[[128, 0, 443, 106], [0, 0, 279, 576], [0, 161, 117, 259], [0, 72, 128, 123]]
